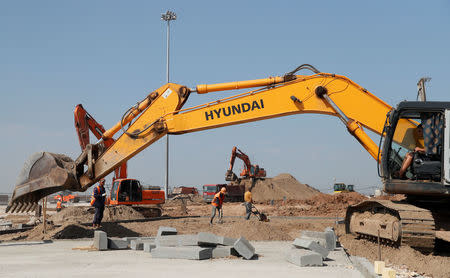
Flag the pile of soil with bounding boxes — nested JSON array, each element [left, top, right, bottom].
[[246, 173, 321, 202], [338, 231, 450, 278], [49, 206, 149, 225]]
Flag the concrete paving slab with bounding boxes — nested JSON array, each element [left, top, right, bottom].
[[286, 248, 323, 266], [300, 230, 336, 251], [197, 232, 218, 246], [130, 240, 144, 250], [293, 238, 329, 259], [350, 256, 376, 278], [212, 246, 239, 258], [94, 231, 107, 251], [155, 234, 197, 247], [157, 226, 177, 237], [143, 242, 157, 253], [233, 237, 255, 260], [217, 236, 236, 246], [108, 238, 129, 250], [151, 246, 213, 260]]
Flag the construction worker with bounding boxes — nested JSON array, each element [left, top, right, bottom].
[[56, 199, 62, 212], [244, 190, 252, 220], [210, 187, 226, 224], [92, 179, 106, 229]]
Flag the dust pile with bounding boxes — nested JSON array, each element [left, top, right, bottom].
[[246, 173, 321, 202]]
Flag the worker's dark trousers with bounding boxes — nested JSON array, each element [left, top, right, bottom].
[[210, 206, 222, 224], [93, 206, 105, 225], [244, 202, 252, 220]]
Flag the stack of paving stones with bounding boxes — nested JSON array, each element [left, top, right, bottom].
[[150, 226, 256, 260], [92, 227, 256, 261], [286, 227, 337, 267]]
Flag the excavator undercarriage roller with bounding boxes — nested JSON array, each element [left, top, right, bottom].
[[6, 152, 80, 213], [345, 200, 435, 252]]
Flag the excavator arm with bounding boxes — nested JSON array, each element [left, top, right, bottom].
[[226, 146, 253, 181], [74, 104, 127, 180], [7, 65, 418, 212]]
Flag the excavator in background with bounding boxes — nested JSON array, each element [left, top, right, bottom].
[[74, 104, 164, 216], [225, 146, 266, 183], [7, 64, 450, 252]]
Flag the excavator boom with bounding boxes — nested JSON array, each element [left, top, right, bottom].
[[7, 65, 418, 213]]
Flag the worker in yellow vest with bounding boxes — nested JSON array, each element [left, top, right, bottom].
[[244, 191, 252, 220]]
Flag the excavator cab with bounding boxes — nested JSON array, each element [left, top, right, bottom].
[[111, 179, 143, 203], [381, 101, 450, 197]]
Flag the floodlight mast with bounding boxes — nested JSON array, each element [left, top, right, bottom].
[[161, 10, 177, 199]]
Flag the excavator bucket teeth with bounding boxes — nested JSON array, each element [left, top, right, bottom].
[[6, 152, 80, 213]]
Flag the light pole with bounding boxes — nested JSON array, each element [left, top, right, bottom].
[[161, 10, 176, 199]]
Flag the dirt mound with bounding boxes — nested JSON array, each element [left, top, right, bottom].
[[50, 206, 149, 224], [246, 173, 321, 202]]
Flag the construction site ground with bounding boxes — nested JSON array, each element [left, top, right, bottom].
[[0, 240, 361, 278], [1, 175, 449, 277]]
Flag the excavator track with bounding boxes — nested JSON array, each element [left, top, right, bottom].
[[345, 200, 435, 252]]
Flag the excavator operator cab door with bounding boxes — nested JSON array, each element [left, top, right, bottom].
[[381, 102, 450, 196], [117, 179, 143, 203]]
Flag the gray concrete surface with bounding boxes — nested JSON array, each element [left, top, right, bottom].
[[0, 240, 363, 278], [286, 248, 323, 266]]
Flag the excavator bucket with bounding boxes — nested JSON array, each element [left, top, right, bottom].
[[6, 152, 80, 213]]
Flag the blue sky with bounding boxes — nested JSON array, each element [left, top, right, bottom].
[[1, 1, 449, 195]]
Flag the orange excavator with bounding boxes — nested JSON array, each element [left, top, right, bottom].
[[7, 64, 450, 251], [74, 104, 164, 215], [225, 146, 266, 182]]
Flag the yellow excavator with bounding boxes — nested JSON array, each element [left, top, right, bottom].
[[7, 64, 449, 251]]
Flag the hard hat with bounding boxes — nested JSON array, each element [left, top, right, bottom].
[[220, 187, 227, 193]]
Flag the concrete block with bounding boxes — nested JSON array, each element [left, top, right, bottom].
[[197, 232, 219, 246], [351, 256, 376, 278], [212, 246, 239, 258], [286, 249, 323, 267], [155, 235, 178, 247], [374, 261, 385, 275], [131, 240, 144, 250], [382, 267, 396, 278], [233, 237, 255, 260], [217, 236, 236, 246], [151, 246, 212, 260], [156, 235, 198, 247], [157, 226, 177, 237], [108, 238, 129, 250], [300, 230, 336, 251], [292, 238, 329, 259], [93, 231, 107, 251], [122, 236, 155, 244], [143, 242, 157, 253]]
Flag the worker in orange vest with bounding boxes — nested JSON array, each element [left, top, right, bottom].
[[210, 187, 226, 224], [56, 199, 62, 212], [92, 179, 106, 229]]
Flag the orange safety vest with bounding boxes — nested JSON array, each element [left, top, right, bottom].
[[211, 192, 225, 207], [56, 201, 62, 209], [90, 185, 102, 206]]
